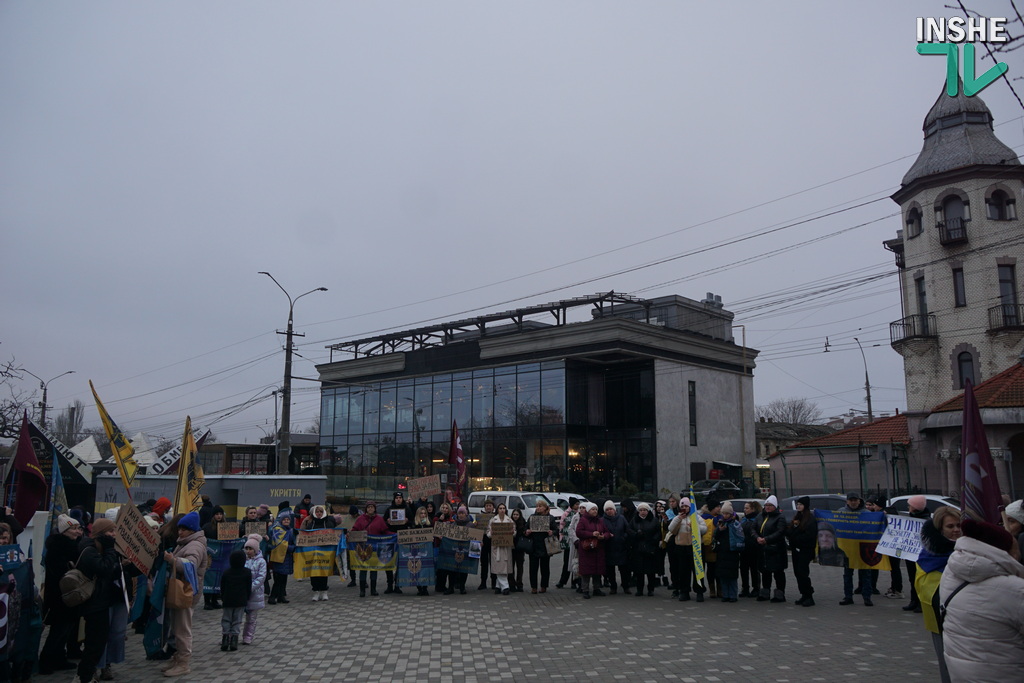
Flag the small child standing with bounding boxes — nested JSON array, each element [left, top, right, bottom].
[[242, 534, 267, 645], [220, 550, 252, 652]]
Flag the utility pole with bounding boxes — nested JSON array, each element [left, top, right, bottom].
[[23, 369, 75, 429], [259, 272, 327, 476], [853, 337, 874, 423]]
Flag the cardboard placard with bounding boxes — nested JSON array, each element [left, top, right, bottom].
[[0, 545, 22, 573], [397, 528, 434, 545], [347, 530, 368, 543], [408, 475, 441, 499], [114, 503, 161, 575], [296, 529, 342, 547], [389, 508, 406, 524], [217, 523, 239, 540], [474, 513, 494, 529], [491, 521, 514, 548], [244, 521, 268, 537], [529, 515, 550, 532], [433, 522, 485, 542]]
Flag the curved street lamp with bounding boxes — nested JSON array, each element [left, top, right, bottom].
[[852, 337, 874, 423], [22, 369, 75, 429], [259, 271, 327, 475]]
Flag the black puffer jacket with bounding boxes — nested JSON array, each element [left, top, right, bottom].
[[76, 536, 122, 615], [43, 532, 81, 623], [756, 509, 789, 572]]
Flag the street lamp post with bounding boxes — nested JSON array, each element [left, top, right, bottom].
[[23, 369, 75, 429], [259, 272, 327, 476], [852, 337, 874, 423]]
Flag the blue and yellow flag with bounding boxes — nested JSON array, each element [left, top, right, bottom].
[[174, 416, 204, 514], [89, 381, 138, 494], [45, 448, 67, 542], [689, 486, 705, 581]]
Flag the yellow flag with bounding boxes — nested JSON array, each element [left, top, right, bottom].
[[174, 416, 204, 513], [89, 380, 138, 494]]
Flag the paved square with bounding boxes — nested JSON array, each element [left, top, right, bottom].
[[84, 564, 937, 682]]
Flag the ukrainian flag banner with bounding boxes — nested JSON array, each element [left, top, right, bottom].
[[174, 417, 204, 514], [689, 486, 705, 581], [813, 509, 891, 571], [89, 381, 138, 494]]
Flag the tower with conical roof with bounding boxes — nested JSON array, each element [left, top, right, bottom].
[[884, 85, 1024, 414]]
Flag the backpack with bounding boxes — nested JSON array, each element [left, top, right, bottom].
[[936, 580, 969, 634], [59, 549, 95, 607]]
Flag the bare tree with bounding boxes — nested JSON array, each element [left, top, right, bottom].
[[51, 400, 85, 446], [0, 357, 35, 439], [756, 397, 823, 424], [305, 416, 320, 434]]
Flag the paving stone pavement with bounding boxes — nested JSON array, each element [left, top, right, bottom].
[[69, 564, 939, 683]]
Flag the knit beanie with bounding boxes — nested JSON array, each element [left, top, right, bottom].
[[764, 495, 779, 507], [178, 511, 201, 531], [908, 495, 928, 513], [603, 500, 615, 512], [244, 533, 262, 552], [152, 497, 172, 515], [91, 518, 115, 538], [1005, 500, 1024, 525], [721, 501, 734, 516], [56, 514, 80, 534]]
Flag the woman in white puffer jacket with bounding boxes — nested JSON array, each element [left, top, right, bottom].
[[939, 518, 1024, 683]]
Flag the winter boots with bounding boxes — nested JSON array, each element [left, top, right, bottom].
[[770, 589, 786, 603]]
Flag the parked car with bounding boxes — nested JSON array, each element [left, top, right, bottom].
[[466, 491, 557, 519], [887, 494, 961, 514], [778, 494, 848, 522], [689, 479, 741, 500], [725, 498, 766, 519], [547, 492, 591, 514]]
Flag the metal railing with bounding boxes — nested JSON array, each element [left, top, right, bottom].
[[988, 303, 1024, 331], [937, 216, 968, 245], [890, 314, 937, 344]]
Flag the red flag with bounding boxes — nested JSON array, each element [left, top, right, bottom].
[[447, 420, 466, 501], [961, 379, 1002, 524], [5, 412, 48, 526]]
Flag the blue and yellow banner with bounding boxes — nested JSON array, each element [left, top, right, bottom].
[[396, 541, 434, 587], [89, 381, 139, 493], [814, 509, 890, 571], [203, 538, 245, 595], [688, 486, 705, 581], [349, 534, 397, 571], [294, 532, 340, 578], [143, 558, 168, 657], [436, 537, 479, 574]]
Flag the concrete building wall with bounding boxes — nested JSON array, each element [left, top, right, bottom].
[[654, 358, 754, 494], [896, 176, 1024, 411]]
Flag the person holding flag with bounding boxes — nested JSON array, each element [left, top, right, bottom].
[[666, 496, 707, 602]]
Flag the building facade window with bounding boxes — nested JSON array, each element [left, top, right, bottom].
[[915, 277, 928, 317], [987, 189, 1017, 220], [999, 264, 1019, 326], [957, 351, 976, 389], [688, 380, 697, 447], [952, 268, 967, 307], [906, 207, 922, 238]]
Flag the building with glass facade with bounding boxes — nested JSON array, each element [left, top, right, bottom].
[[316, 292, 757, 500]]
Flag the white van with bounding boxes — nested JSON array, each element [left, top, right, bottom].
[[466, 491, 557, 519], [547, 492, 590, 514]]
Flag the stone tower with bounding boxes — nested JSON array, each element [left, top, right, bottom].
[[884, 86, 1024, 413]]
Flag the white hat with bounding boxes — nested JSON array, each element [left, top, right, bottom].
[[764, 495, 779, 507], [603, 500, 615, 512], [636, 502, 653, 513], [104, 507, 120, 521], [56, 514, 80, 534], [1005, 500, 1024, 525]]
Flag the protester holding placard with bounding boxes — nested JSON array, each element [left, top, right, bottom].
[[836, 492, 874, 607], [439, 506, 476, 595], [352, 502, 392, 598], [402, 505, 435, 596], [268, 511, 296, 605], [486, 504, 514, 595], [202, 506, 228, 610], [510, 508, 528, 593], [475, 499, 497, 591], [913, 505, 959, 683], [433, 502, 454, 592], [900, 496, 930, 613], [384, 492, 411, 595], [302, 505, 338, 601]]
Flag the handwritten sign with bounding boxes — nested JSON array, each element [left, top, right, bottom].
[[491, 521, 514, 548], [877, 514, 925, 561], [296, 529, 342, 547], [389, 509, 406, 524], [397, 528, 435, 545], [529, 515, 550, 532], [114, 503, 161, 574], [347, 530, 368, 543], [244, 521, 268, 538], [433, 522, 485, 542], [408, 475, 441, 499], [217, 523, 239, 541], [475, 513, 494, 529]]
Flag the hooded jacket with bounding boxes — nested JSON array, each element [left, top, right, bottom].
[[914, 518, 956, 634], [939, 536, 1024, 682]]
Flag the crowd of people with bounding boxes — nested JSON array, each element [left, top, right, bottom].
[[25, 489, 1024, 682]]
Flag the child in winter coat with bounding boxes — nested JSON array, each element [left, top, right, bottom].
[[220, 550, 252, 652], [242, 534, 267, 645]]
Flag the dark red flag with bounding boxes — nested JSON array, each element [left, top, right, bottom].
[[6, 412, 48, 526], [447, 420, 466, 501], [961, 379, 1002, 524]]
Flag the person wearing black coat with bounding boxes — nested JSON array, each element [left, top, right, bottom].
[[755, 495, 789, 603], [602, 501, 631, 594], [630, 503, 662, 596], [739, 501, 762, 598], [787, 496, 818, 606], [75, 518, 122, 683], [202, 506, 228, 610], [39, 514, 85, 674], [219, 550, 252, 651]]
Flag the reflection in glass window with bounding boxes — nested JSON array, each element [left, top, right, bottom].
[[362, 388, 380, 435], [517, 371, 541, 426], [452, 376, 472, 428], [541, 368, 565, 425], [432, 382, 451, 431], [472, 375, 493, 430]]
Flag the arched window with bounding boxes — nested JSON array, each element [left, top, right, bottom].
[[943, 195, 967, 222], [958, 351, 976, 389], [906, 207, 922, 237], [987, 189, 1017, 221]]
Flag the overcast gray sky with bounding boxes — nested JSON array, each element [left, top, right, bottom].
[[3, 1, 1022, 446]]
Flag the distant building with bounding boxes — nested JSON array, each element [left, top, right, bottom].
[[755, 418, 835, 460], [315, 292, 758, 501]]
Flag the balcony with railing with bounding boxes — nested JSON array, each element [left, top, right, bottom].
[[937, 216, 968, 246], [988, 303, 1024, 332], [890, 314, 937, 346]]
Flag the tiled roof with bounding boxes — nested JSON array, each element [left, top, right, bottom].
[[932, 361, 1024, 412], [768, 414, 909, 457]]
